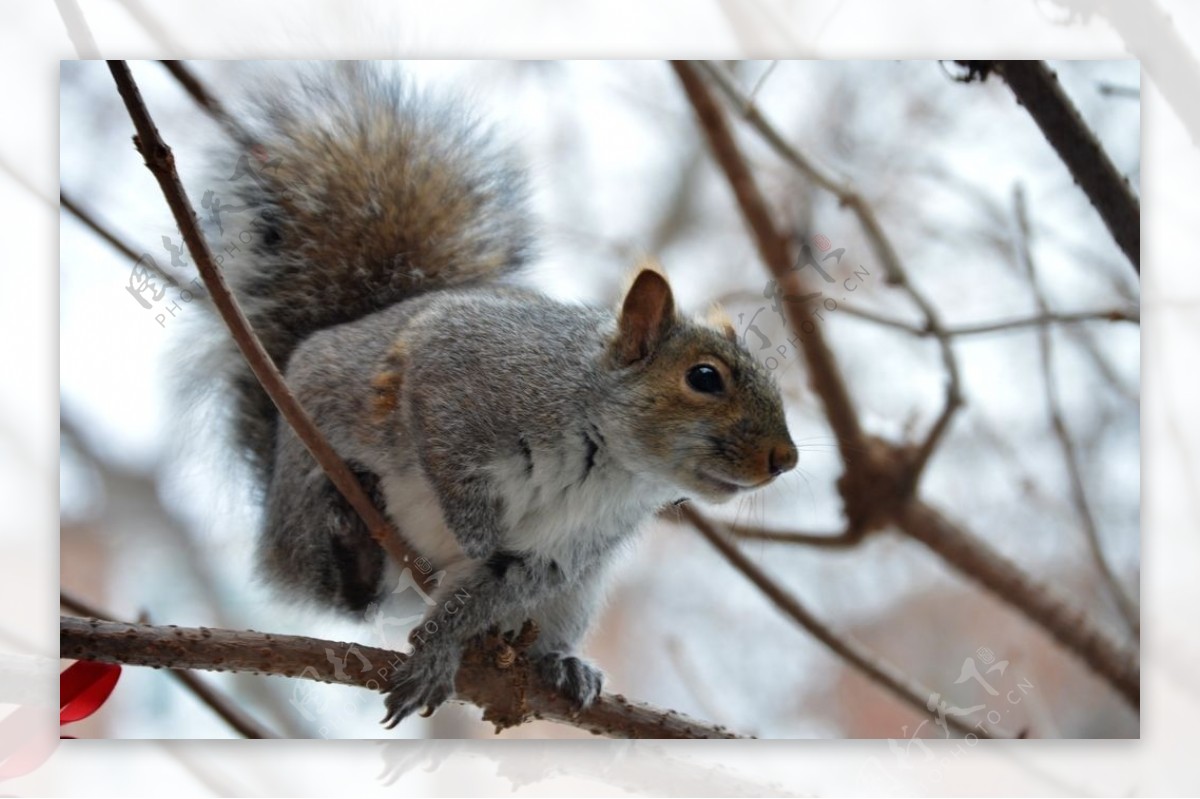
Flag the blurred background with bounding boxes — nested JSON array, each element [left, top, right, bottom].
[[56, 59, 1140, 740]]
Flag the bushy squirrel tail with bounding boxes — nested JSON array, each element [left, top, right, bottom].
[[208, 63, 533, 476]]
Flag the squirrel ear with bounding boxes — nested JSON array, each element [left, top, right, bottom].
[[616, 269, 676, 364]]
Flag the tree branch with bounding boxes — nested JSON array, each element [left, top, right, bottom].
[[985, 61, 1140, 274], [104, 60, 415, 570], [895, 501, 1139, 708], [156, 60, 253, 143], [1013, 185, 1140, 637], [678, 505, 1000, 738], [697, 59, 963, 485], [671, 60, 1140, 711], [60, 616, 743, 739], [728, 523, 863, 549], [673, 61, 866, 463], [60, 190, 182, 289], [60, 591, 278, 739]]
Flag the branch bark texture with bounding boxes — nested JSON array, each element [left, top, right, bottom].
[[61, 616, 742, 739]]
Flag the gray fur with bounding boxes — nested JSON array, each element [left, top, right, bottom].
[[204, 65, 795, 727]]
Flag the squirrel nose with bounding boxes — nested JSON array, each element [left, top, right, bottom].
[[768, 443, 798, 476]]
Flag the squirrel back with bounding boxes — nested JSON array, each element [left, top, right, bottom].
[[209, 63, 533, 476]]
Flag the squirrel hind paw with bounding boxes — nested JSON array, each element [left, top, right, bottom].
[[534, 652, 604, 710]]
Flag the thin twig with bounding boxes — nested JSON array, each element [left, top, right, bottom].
[[729, 524, 863, 548], [987, 61, 1140, 274], [59, 591, 278, 739], [104, 60, 414, 569], [679, 505, 999, 738], [838, 304, 1139, 337], [60, 191, 182, 289], [156, 61, 254, 143], [60, 616, 743, 739], [1012, 186, 1140, 637]]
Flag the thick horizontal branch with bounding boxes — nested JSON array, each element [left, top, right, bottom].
[[60, 591, 277, 739], [61, 616, 742, 739]]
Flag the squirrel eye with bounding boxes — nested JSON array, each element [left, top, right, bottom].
[[686, 364, 724, 394]]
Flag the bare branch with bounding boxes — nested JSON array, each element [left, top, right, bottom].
[[895, 501, 1139, 708], [728, 523, 863, 549], [1013, 186, 1140, 637], [60, 191, 182, 289], [839, 303, 1139, 338], [986, 61, 1140, 274], [678, 505, 1000, 738], [697, 60, 962, 486], [673, 61, 866, 462], [104, 60, 415, 569], [60, 591, 278, 739], [156, 60, 253, 142], [60, 616, 743, 739], [672, 60, 1140, 711]]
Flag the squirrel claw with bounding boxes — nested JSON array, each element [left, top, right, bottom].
[[535, 651, 604, 710], [381, 649, 457, 729]]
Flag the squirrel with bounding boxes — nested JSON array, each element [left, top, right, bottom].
[[202, 63, 798, 728]]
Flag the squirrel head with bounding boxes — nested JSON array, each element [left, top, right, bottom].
[[606, 266, 797, 503]]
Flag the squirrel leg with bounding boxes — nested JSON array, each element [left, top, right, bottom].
[[261, 430, 388, 615], [381, 550, 570, 728], [523, 570, 607, 709]]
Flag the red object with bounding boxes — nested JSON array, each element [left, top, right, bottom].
[[60, 661, 122, 725]]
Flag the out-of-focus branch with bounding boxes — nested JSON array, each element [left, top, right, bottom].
[[157, 60, 253, 143], [60, 617, 743, 739], [59, 591, 278, 739], [53, 0, 100, 59], [1013, 186, 1140, 637], [983, 61, 1141, 275], [60, 191, 182, 289], [105, 60, 415, 570], [672, 60, 1140, 711], [697, 59, 961, 486], [729, 523, 863, 549], [894, 502, 1139, 708], [679, 505, 999, 738], [839, 304, 1139, 337]]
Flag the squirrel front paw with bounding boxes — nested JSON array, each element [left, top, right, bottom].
[[534, 651, 604, 709], [381, 645, 459, 729]]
